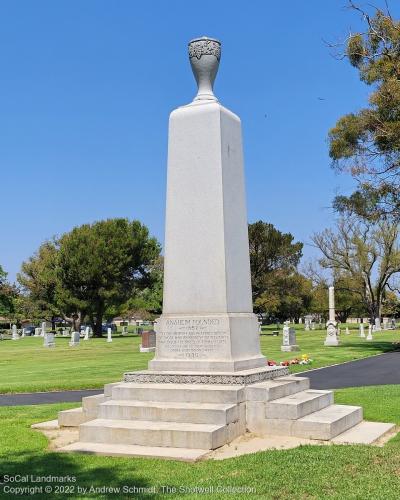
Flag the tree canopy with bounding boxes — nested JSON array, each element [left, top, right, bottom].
[[329, 3, 400, 221]]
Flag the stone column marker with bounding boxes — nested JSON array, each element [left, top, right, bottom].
[[11, 324, 19, 341], [107, 327, 112, 343], [324, 286, 339, 346], [345, 326, 350, 335], [366, 325, 373, 341], [281, 321, 299, 352], [359, 323, 366, 338], [41, 321, 46, 337], [84, 327, 90, 341]]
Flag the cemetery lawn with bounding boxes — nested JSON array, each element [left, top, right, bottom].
[[0, 327, 399, 393], [0, 385, 399, 499]]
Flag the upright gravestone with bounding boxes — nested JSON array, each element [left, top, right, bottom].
[[84, 326, 90, 341], [107, 327, 112, 343], [11, 324, 19, 341], [359, 323, 366, 338], [281, 322, 299, 352], [21, 328, 25, 338], [324, 286, 339, 346], [62, 329, 69, 337], [41, 322, 46, 337], [311, 321, 315, 331], [346, 326, 350, 335], [34, 327, 41, 336], [374, 317, 381, 331], [121, 326, 128, 336], [366, 324, 373, 341], [69, 331, 80, 346], [43, 331, 55, 348], [140, 330, 156, 352]]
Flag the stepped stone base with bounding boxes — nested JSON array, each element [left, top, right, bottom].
[[42, 368, 396, 461]]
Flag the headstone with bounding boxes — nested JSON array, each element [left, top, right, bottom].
[[21, 328, 25, 337], [359, 323, 366, 338], [311, 322, 315, 331], [304, 318, 310, 331], [391, 318, 396, 329], [298, 317, 303, 324], [122, 326, 128, 336], [69, 331, 80, 346], [107, 327, 112, 343], [11, 324, 19, 341], [346, 326, 350, 335], [366, 324, 373, 341], [374, 317, 381, 331], [140, 330, 156, 352], [281, 322, 299, 352], [84, 326, 90, 341], [34, 327, 41, 336], [41, 321, 46, 337], [324, 286, 339, 346], [62, 329, 70, 337], [43, 331, 55, 348]]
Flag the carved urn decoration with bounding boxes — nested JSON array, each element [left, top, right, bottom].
[[188, 36, 221, 102]]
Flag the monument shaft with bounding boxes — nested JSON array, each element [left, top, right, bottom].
[[150, 103, 264, 372]]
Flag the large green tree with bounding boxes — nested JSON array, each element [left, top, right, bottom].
[[329, 3, 400, 220], [0, 265, 15, 319], [56, 218, 160, 335], [248, 221, 305, 320]]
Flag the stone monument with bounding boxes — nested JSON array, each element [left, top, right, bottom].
[[281, 322, 299, 352], [11, 324, 19, 341], [140, 330, 156, 352], [69, 331, 80, 347], [359, 323, 366, 338], [374, 317, 381, 331], [84, 327, 90, 341], [41, 321, 46, 337], [345, 326, 350, 335], [54, 38, 395, 460], [366, 324, 373, 341], [324, 286, 339, 346], [107, 327, 112, 343], [43, 331, 55, 348]]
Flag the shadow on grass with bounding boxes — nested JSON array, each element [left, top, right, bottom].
[[0, 451, 160, 499]]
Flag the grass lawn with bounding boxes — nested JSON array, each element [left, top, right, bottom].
[[0, 385, 399, 499], [0, 326, 399, 393]]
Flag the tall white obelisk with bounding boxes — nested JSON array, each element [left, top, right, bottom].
[[150, 37, 265, 372], [324, 286, 339, 346]]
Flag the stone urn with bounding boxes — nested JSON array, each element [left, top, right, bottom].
[[188, 36, 221, 102]]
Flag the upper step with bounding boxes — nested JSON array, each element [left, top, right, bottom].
[[79, 418, 229, 449], [111, 383, 246, 404], [265, 390, 333, 420], [246, 376, 310, 402], [292, 404, 363, 440], [98, 400, 240, 425]]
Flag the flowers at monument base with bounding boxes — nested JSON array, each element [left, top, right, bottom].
[[267, 354, 314, 367]]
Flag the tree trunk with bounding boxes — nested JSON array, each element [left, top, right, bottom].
[[93, 303, 104, 337]]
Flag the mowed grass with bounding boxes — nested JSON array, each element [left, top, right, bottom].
[[0, 385, 399, 499], [0, 326, 399, 393]]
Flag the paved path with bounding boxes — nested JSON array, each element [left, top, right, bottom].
[[0, 352, 399, 406], [306, 351, 400, 389], [0, 389, 103, 406]]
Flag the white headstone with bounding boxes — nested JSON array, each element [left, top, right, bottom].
[[345, 326, 350, 335], [11, 324, 19, 341], [21, 328, 25, 337], [359, 323, 366, 338], [121, 325, 128, 336], [41, 321, 46, 337], [107, 327, 112, 343], [34, 327, 40, 336], [366, 324, 373, 341], [374, 317, 381, 331], [148, 37, 265, 373], [43, 331, 55, 348], [311, 322, 315, 330], [84, 326, 90, 341], [69, 331, 80, 346], [281, 322, 299, 352]]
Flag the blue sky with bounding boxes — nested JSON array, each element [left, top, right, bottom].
[[1, 0, 397, 282]]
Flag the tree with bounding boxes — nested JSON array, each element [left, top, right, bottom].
[[329, 3, 400, 221], [18, 241, 61, 326], [0, 265, 16, 319], [56, 218, 160, 335], [248, 221, 305, 320], [312, 217, 400, 322]]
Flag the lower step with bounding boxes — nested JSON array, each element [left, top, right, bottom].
[[263, 405, 363, 440], [79, 418, 239, 449], [331, 421, 396, 445], [59, 441, 208, 462], [98, 400, 240, 425]]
